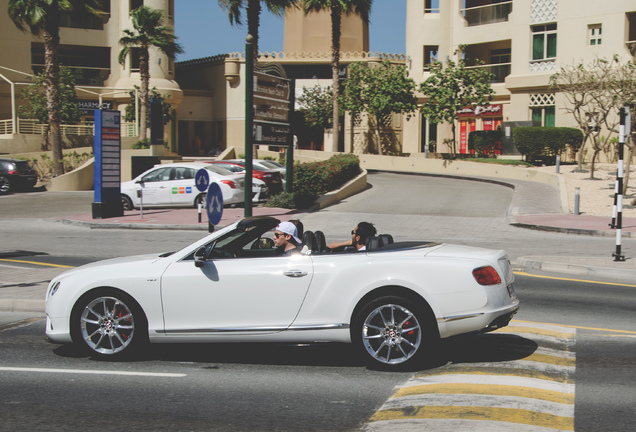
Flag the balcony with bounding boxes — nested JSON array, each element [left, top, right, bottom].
[[466, 62, 511, 84], [462, 1, 512, 27]]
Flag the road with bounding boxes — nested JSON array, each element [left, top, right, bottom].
[[1, 172, 635, 430]]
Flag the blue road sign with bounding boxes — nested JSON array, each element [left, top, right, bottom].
[[206, 182, 224, 225], [195, 168, 210, 192]]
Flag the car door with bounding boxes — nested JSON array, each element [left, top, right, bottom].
[[137, 166, 173, 206], [169, 167, 197, 206], [160, 253, 313, 336]]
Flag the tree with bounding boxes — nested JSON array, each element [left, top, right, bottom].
[[297, 85, 333, 129], [18, 67, 81, 126], [218, 0, 298, 62], [302, 0, 373, 153], [118, 6, 183, 142], [419, 47, 495, 154], [8, 0, 104, 176], [550, 57, 636, 184], [340, 60, 418, 154]]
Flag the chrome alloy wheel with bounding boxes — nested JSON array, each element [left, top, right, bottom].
[[362, 303, 422, 365], [80, 296, 135, 355]]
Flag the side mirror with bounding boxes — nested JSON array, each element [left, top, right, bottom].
[[260, 238, 275, 249], [194, 246, 207, 267]]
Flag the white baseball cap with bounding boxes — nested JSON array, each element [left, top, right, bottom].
[[276, 221, 301, 244]]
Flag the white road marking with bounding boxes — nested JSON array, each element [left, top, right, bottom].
[[0, 367, 186, 378]]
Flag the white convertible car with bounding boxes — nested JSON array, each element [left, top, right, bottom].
[[45, 217, 519, 369]]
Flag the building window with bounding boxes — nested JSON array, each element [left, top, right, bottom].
[[425, 0, 439, 14], [131, 48, 141, 72], [588, 24, 602, 46], [130, 0, 143, 12], [423, 45, 438, 70], [31, 43, 110, 86], [421, 115, 437, 153], [532, 24, 557, 60], [530, 93, 555, 127]]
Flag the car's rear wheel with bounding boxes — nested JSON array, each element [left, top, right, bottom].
[[353, 295, 436, 370], [71, 289, 147, 359], [121, 194, 133, 211], [194, 193, 206, 208], [0, 176, 11, 194]]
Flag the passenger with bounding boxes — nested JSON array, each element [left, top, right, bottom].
[[328, 222, 376, 251], [273, 221, 301, 256]]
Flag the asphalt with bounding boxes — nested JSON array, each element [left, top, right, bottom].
[[1, 174, 636, 313]]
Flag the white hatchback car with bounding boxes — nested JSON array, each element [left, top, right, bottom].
[[120, 162, 250, 210]]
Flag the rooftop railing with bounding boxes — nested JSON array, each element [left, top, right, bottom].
[[0, 119, 139, 137]]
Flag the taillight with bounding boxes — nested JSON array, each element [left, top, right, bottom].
[[8, 170, 19, 175], [220, 180, 236, 189], [472, 266, 502, 286]]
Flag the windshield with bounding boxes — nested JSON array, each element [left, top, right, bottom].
[[205, 164, 234, 176]]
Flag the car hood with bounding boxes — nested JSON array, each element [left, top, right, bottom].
[[53, 253, 166, 280]]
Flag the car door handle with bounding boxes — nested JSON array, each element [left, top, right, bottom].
[[284, 270, 308, 278]]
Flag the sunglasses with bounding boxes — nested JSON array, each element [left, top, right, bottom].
[[351, 230, 357, 235], [274, 232, 286, 238]]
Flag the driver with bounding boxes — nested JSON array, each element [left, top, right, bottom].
[[273, 221, 301, 256]]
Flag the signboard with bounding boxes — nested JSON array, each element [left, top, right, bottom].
[[206, 182, 224, 225], [457, 104, 503, 117], [253, 71, 293, 146], [79, 100, 113, 115], [195, 168, 210, 192], [92, 109, 123, 218]]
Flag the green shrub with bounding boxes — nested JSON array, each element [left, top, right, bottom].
[[132, 138, 150, 149], [266, 153, 361, 209], [468, 130, 502, 157], [513, 127, 583, 163]]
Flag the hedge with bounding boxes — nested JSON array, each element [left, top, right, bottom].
[[267, 153, 361, 209], [513, 127, 583, 163], [468, 130, 502, 157]]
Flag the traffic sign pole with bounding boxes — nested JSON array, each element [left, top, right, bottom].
[[244, 35, 254, 217]]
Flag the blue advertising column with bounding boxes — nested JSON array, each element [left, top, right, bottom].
[[92, 109, 123, 218]]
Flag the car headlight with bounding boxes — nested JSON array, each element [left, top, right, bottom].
[[48, 281, 61, 297]]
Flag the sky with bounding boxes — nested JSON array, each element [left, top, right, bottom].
[[174, 0, 407, 62]]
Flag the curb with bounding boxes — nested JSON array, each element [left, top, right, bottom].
[[0, 299, 45, 313], [516, 257, 636, 281], [510, 222, 636, 238]]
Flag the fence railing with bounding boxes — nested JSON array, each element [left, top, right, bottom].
[[0, 119, 139, 137], [466, 62, 511, 83], [462, 1, 512, 27]]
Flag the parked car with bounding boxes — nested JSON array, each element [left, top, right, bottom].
[[0, 157, 37, 194], [44, 216, 519, 370], [208, 160, 284, 194], [120, 162, 258, 210], [230, 158, 286, 176]]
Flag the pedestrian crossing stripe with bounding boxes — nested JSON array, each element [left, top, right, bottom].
[[369, 406, 574, 430], [364, 321, 575, 431]]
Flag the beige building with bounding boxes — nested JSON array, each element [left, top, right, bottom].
[[404, 0, 636, 157], [0, 0, 182, 152], [175, 7, 406, 157]]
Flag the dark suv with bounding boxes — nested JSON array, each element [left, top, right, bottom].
[[0, 158, 38, 194]]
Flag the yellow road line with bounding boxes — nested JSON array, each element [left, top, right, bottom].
[[514, 271, 636, 288], [392, 383, 574, 404], [370, 406, 574, 430], [0, 259, 73, 268], [513, 319, 636, 335], [495, 326, 574, 339], [415, 368, 574, 384]]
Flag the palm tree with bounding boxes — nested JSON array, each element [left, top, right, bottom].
[[302, 0, 372, 152], [8, 0, 103, 176], [218, 0, 298, 63], [119, 5, 183, 142]]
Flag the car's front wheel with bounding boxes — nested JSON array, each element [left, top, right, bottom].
[[0, 176, 11, 194], [71, 289, 148, 359], [353, 295, 437, 370]]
